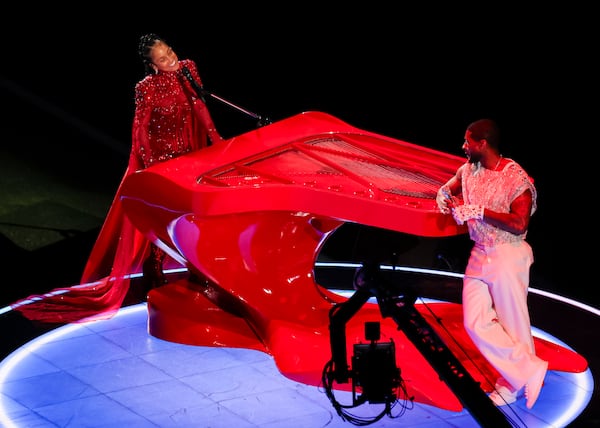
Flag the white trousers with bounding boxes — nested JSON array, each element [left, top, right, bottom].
[[463, 241, 546, 391]]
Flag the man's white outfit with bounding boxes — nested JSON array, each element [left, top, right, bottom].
[[440, 160, 548, 408]]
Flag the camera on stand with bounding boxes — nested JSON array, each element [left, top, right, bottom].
[[351, 321, 400, 405]]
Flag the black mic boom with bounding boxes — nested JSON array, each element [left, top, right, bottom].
[[182, 65, 272, 127], [181, 66, 206, 102]]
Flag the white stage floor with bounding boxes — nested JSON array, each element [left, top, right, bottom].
[[0, 301, 593, 427]]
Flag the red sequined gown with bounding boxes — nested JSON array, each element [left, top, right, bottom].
[[13, 59, 220, 323]]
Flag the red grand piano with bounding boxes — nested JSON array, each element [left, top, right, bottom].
[[119, 111, 586, 424]]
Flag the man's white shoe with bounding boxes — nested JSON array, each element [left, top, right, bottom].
[[488, 385, 517, 406], [526, 360, 548, 409]]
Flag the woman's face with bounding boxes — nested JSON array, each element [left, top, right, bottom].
[[150, 41, 179, 73]]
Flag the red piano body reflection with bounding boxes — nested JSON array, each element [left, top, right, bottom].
[[119, 111, 586, 412]]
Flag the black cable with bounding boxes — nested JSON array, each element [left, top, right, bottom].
[[321, 358, 414, 426]]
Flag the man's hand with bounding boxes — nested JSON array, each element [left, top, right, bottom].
[[436, 186, 452, 214]]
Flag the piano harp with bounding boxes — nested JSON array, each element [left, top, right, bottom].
[[119, 111, 587, 422]]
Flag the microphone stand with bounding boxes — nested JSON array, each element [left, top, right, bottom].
[[204, 89, 272, 128], [182, 67, 271, 128]]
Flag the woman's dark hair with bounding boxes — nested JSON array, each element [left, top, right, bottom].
[[138, 33, 166, 75]]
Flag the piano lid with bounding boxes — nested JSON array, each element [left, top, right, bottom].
[[121, 111, 467, 239]]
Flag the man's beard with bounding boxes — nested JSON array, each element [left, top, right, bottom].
[[467, 152, 481, 164]]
